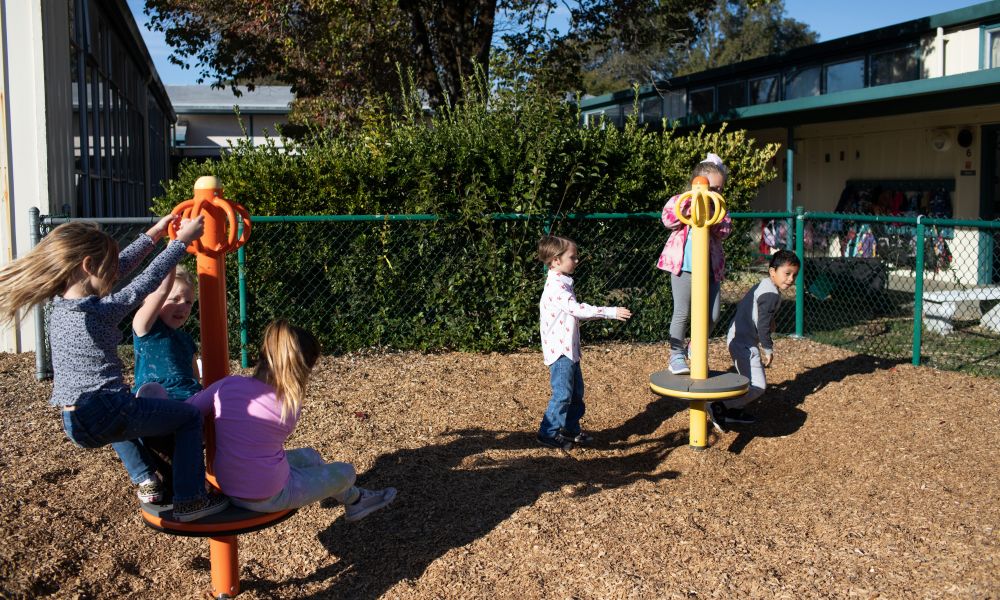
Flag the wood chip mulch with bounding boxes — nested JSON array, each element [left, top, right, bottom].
[[1, 338, 997, 599]]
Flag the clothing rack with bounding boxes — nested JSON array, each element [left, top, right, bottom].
[[845, 179, 955, 192]]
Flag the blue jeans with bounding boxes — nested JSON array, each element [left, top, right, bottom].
[[111, 383, 174, 486], [229, 448, 359, 512], [538, 357, 585, 438], [62, 390, 208, 503]]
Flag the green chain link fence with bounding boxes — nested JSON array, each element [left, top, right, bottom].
[[32, 209, 1000, 380]]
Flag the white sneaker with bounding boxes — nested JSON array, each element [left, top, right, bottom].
[[135, 382, 169, 399], [136, 478, 164, 504], [669, 354, 690, 375], [344, 487, 397, 522]]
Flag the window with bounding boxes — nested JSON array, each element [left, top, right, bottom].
[[605, 105, 623, 128], [824, 58, 865, 94], [583, 110, 609, 128], [663, 90, 686, 121], [986, 26, 1000, 68], [716, 81, 747, 112], [869, 46, 920, 86], [68, 0, 171, 217], [784, 66, 820, 99], [641, 97, 662, 124], [688, 87, 714, 115], [749, 75, 778, 105]]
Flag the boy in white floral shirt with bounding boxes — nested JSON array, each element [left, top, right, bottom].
[[536, 235, 632, 450]]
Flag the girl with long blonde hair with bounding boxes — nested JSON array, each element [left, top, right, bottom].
[[0, 215, 230, 522], [187, 319, 396, 520]]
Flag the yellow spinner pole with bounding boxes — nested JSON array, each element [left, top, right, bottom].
[[674, 176, 727, 449]]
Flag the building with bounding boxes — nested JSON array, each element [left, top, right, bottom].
[[167, 85, 293, 163], [579, 1, 1000, 285], [1, 0, 175, 352]]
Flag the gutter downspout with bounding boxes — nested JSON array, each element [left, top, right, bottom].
[[786, 127, 794, 249]]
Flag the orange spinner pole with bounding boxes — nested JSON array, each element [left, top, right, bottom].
[[209, 536, 240, 598], [191, 177, 231, 387], [190, 177, 240, 597]]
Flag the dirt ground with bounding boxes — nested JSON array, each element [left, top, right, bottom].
[[1, 338, 998, 599]]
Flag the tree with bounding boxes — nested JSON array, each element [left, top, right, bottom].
[[142, 0, 720, 123], [675, 0, 817, 75], [580, 0, 815, 95]]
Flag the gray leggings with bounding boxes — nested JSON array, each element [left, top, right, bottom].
[[725, 340, 765, 409], [670, 271, 721, 356]]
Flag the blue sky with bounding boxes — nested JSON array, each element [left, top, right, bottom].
[[129, 0, 987, 85]]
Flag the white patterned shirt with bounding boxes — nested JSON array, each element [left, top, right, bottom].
[[539, 269, 617, 366]]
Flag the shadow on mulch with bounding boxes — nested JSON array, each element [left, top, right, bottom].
[[243, 428, 683, 599], [598, 393, 689, 447], [724, 353, 907, 454]]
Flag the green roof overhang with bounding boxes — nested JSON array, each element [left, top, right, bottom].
[[580, 69, 1000, 132], [674, 69, 1000, 131]]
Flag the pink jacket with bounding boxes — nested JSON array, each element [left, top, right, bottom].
[[655, 193, 732, 282]]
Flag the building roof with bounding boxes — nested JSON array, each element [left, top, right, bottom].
[[167, 85, 295, 114], [578, 0, 1000, 130]]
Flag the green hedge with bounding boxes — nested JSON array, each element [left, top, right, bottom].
[[156, 84, 779, 354]]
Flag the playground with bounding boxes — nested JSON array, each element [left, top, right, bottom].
[[2, 338, 997, 598]]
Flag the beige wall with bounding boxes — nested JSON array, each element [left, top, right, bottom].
[[748, 103, 1000, 287], [751, 105, 1000, 218], [176, 113, 290, 157], [1, 0, 49, 352]]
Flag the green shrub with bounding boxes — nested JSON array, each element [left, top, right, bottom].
[[155, 82, 779, 355]]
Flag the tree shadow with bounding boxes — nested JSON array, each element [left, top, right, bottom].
[[725, 353, 906, 454], [243, 428, 681, 599]]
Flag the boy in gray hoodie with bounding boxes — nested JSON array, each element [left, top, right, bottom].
[[710, 249, 800, 431]]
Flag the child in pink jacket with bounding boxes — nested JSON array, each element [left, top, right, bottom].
[[656, 153, 733, 374]]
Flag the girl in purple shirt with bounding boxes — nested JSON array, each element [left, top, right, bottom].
[[187, 320, 396, 521]]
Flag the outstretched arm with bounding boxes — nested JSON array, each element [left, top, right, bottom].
[[118, 214, 178, 277], [551, 286, 626, 322], [133, 267, 176, 337]]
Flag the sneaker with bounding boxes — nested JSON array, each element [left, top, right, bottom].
[[725, 408, 757, 425], [173, 493, 230, 522], [344, 487, 397, 522], [707, 402, 728, 433], [136, 478, 165, 504], [536, 432, 574, 450], [560, 429, 593, 444], [135, 382, 169, 400], [669, 354, 690, 375]]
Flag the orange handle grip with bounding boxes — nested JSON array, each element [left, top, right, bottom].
[[168, 194, 252, 256], [168, 200, 203, 255], [232, 203, 252, 250]]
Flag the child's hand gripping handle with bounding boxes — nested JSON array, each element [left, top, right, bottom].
[[167, 182, 252, 256], [674, 176, 727, 229]]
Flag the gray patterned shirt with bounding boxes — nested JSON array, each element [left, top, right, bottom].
[[49, 234, 189, 407]]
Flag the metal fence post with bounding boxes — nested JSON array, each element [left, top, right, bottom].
[[237, 220, 249, 369], [28, 208, 52, 380], [911, 216, 925, 366], [794, 206, 805, 338]]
